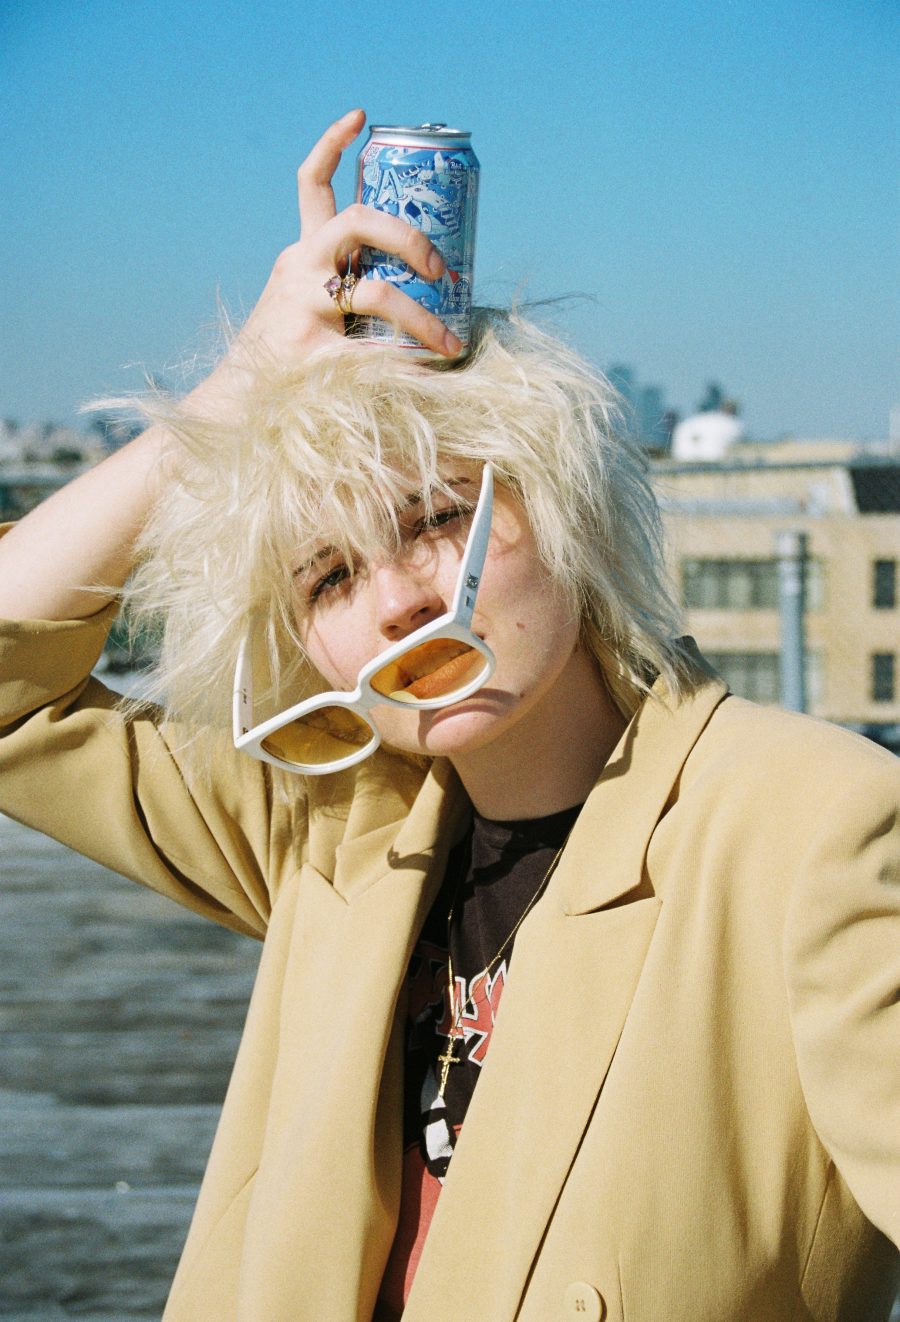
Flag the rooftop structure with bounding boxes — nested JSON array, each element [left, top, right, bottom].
[[670, 408, 745, 463], [654, 436, 900, 751]]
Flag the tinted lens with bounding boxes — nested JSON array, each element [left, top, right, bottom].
[[370, 639, 489, 705], [261, 705, 374, 766]]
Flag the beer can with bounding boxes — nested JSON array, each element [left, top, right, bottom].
[[354, 123, 479, 356]]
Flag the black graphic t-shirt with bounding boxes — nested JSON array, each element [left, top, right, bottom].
[[376, 801, 583, 1318]]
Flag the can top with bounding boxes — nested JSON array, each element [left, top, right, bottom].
[[367, 122, 471, 146]]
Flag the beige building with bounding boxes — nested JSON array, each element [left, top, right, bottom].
[[653, 434, 900, 750]]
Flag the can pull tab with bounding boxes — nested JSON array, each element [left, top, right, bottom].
[[417, 122, 447, 130]]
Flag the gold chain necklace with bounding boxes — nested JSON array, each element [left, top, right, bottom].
[[436, 834, 570, 1097]]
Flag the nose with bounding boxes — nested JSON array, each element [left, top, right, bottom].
[[370, 558, 446, 642]]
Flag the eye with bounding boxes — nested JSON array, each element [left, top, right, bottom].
[[415, 503, 470, 537], [308, 563, 351, 604]]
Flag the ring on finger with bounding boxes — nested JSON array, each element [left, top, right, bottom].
[[337, 273, 359, 315], [324, 271, 360, 316]]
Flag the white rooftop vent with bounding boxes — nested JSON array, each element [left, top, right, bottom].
[[671, 410, 745, 462]]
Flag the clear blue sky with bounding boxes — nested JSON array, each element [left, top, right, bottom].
[[2, 0, 897, 440]]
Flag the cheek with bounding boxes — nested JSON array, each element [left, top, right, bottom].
[[481, 548, 574, 642], [507, 614, 580, 689], [300, 613, 369, 690], [479, 563, 580, 690]]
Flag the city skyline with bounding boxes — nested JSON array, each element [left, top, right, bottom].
[[2, 0, 897, 441], [0, 362, 742, 443]]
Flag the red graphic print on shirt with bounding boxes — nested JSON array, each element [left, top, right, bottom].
[[378, 947, 509, 1317], [437, 963, 508, 1066]]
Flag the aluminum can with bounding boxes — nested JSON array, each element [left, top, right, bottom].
[[354, 123, 479, 355]]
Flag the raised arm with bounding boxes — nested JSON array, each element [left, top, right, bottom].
[[0, 109, 456, 623]]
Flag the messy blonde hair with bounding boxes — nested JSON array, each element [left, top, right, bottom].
[[122, 308, 697, 779]]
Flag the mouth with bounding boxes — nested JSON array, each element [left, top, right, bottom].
[[373, 640, 484, 702]]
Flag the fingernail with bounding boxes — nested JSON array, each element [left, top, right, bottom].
[[443, 331, 462, 356], [428, 250, 445, 278]]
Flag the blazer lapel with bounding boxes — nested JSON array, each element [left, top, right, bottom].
[[404, 672, 728, 1322], [404, 889, 661, 1322], [331, 756, 469, 904], [559, 664, 728, 916], [239, 759, 469, 1322]]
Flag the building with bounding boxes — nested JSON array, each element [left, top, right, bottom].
[[0, 419, 115, 521], [654, 434, 900, 751], [606, 365, 675, 455], [0, 424, 156, 670]]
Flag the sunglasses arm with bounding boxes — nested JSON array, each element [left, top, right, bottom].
[[232, 634, 255, 744], [450, 464, 494, 626]]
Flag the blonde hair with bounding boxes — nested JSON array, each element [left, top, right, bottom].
[[122, 308, 697, 779]]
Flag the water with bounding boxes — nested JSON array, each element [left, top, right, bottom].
[[0, 811, 260, 1318]]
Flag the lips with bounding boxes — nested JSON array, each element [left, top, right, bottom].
[[402, 645, 482, 699], [373, 639, 484, 702]]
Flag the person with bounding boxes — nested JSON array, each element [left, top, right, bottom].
[[0, 110, 897, 1322]]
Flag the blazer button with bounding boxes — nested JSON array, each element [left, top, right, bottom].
[[563, 1280, 604, 1320]]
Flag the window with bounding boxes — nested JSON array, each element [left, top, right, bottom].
[[682, 558, 824, 611], [873, 559, 897, 610], [705, 650, 824, 707], [872, 653, 895, 703], [683, 560, 777, 610], [705, 652, 780, 703]]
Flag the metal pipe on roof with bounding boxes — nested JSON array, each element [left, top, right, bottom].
[[776, 530, 808, 713]]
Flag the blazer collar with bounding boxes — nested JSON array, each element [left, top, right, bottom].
[[327, 651, 728, 916], [330, 756, 469, 904], [557, 665, 728, 916]]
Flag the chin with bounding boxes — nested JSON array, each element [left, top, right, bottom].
[[415, 698, 518, 758], [372, 701, 498, 760]]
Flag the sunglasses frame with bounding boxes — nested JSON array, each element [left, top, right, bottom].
[[233, 463, 496, 775]]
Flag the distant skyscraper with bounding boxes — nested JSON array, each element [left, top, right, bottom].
[[605, 363, 675, 452], [607, 363, 637, 409], [698, 382, 725, 413], [637, 386, 669, 452]]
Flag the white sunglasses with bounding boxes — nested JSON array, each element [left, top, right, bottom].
[[233, 464, 496, 775]]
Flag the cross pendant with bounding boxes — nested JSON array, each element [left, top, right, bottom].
[[437, 1038, 461, 1097]]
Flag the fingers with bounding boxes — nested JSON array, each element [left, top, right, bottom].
[[344, 279, 462, 358], [297, 108, 366, 237], [314, 204, 446, 284], [291, 113, 460, 358]]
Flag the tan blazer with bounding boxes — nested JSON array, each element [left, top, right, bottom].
[[1, 608, 898, 1322]]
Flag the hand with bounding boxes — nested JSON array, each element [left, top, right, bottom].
[[219, 110, 462, 380]]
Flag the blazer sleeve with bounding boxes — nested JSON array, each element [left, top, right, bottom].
[[783, 749, 900, 1248], [0, 609, 300, 939]]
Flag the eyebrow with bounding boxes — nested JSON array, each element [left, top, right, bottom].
[[292, 544, 339, 579], [401, 475, 470, 511], [291, 476, 474, 579]]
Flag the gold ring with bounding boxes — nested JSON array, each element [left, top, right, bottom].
[[324, 272, 359, 315]]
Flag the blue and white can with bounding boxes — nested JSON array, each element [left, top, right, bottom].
[[355, 123, 479, 356]]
